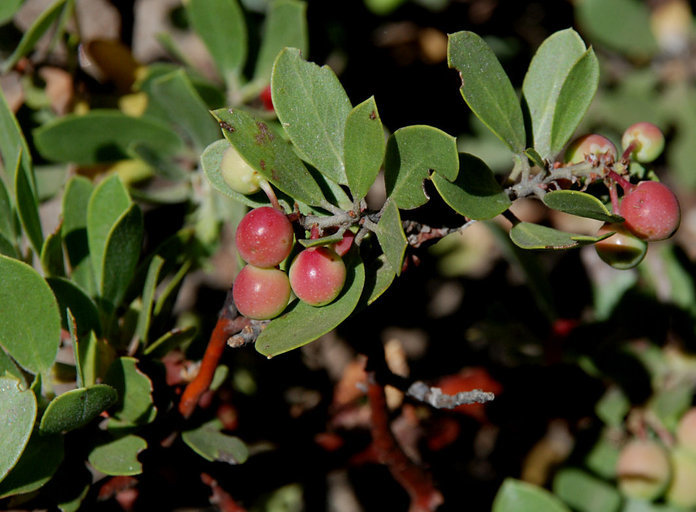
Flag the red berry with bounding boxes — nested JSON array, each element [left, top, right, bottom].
[[233, 265, 291, 320], [235, 207, 294, 268], [619, 181, 680, 242], [564, 134, 617, 164], [594, 223, 648, 269], [622, 122, 665, 163], [260, 84, 274, 112], [289, 247, 346, 306], [333, 230, 355, 257]]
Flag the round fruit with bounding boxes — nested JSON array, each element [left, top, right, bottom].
[[235, 206, 294, 268], [619, 181, 680, 241], [289, 247, 346, 306], [676, 408, 696, 456], [564, 134, 617, 164], [260, 84, 274, 112], [220, 146, 261, 195], [622, 122, 665, 163], [233, 265, 291, 320], [616, 438, 671, 501], [594, 223, 648, 270]]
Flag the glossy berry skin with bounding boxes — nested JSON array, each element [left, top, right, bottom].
[[233, 265, 291, 320], [564, 134, 617, 164], [622, 122, 665, 163], [594, 223, 648, 270], [676, 408, 696, 456], [333, 230, 355, 257], [235, 207, 294, 268], [220, 146, 261, 195], [289, 247, 346, 306], [616, 439, 671, 500], [619, 181, 680, 241], [260, 84, 274, 111]]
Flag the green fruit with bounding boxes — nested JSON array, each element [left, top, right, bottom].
[[594, 223, 648, 270], [221, 145, 261, 195]]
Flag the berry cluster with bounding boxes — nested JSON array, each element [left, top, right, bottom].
[[232, 206, 348, 320]]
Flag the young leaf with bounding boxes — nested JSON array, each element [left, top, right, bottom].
[[182, 419, 249, 464], [39, 385, 118, 434], [543, 190, 623, 223], [254, 0, 308, 84], [522, 29, 589, 160], [0, 377, 36, 483], [134, 255, 164, 347], [87, 435, 146, 476], [186, 0, 247, 81], [448, 31, 526, 153], [104, 357, 157, 427], [40, 224, 65, 277], [62, 176, 94, 294], [14, 151, 43, 253], [509, 222, 609, 250], [549, 48, 599, 158], [384, 125, 458, 209], [76, 331, 115, 388], [0, 255, 61, 374], [211, 107, 325, 206], [493, 478, 571, 512], [373, 199, 407, 275], [271, 48, 352, 184], [344, 96, 386, 201], [0, 432, 64, 498], [256, 252, 365, 357], [33, 110, 182, 165], [432, 153, 511, 220], [552, 468, 621, 512]]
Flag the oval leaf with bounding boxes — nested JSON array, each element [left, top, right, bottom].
[[256, 252, 365, 357], [14, 152, 43, 254], [384, 125, 458, 209], [34, 110, 182, 165], [493, 478, 571, 512], [552, 468, 621, 512], [362, 254, 396, 307], [510, 222, 609, 250], [0, 432, 64, 498], [448, 31, 525, 153], [344, 96, 386, 200], [373, 199, 407, 276], [104, 357, 156, 427], [211, 107, 325, 206], [271, 47, 352, 184], [46, 277, 101, 336], [88, 435, 146, 476], [432, 153, 511, 220], [182, 419, 249, 465], [0, 377, 36, 483], [39, 384, 118, 434], [0, 255, 61, 374], [543, 190, 623, 222], [0, 86, 34, 203], [62, 176, 95, 295]]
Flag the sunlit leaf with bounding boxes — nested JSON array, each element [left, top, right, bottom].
[[62, 176, 95, 295], [543, 190, 622, 223], [344, 96, 386, 200], [0, 377, 36, 483], [373, 199, 407, 275], [104, 357, 156, 427], [509, 222, 609, 250]]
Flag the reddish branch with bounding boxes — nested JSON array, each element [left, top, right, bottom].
[[367, 372, 444, 512], [201, 473, 247, 512]]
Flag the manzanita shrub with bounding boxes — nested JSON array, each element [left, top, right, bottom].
[[0, 0, 692, 510]]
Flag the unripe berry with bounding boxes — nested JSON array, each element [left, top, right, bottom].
[[235, 207, 294, 268], [666, 448, 696, 509], [289, 247, 346, 306], [616, 438, 671, 501], [676, 408, 696, 456], [220, 146, 261, 195], [233, 265, 291, 320], [594, 223, 648, 270], [619, 181, 681, 242], [622, 122, 665, 163], [564, 134, 617, 164]]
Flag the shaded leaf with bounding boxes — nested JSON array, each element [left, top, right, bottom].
[[143, 325, 197, 358], [0, 234, 18, 259], [0, 377, 36, 483], [14, 151, 43, 253], [88, 435, 146, 476], [135, 255, 164, 347], [0, 0, 23, 25], [104, 357, 156, 426], [40, 224, 65, 277], [76, 331, 115, 388], [182, 419, 248, 464], [271, 48, 352, 184], [552, 468, 621, 512], [127, 141, 188, 182], [373, 199, 407, 275], [585, 429, 621, 480], [492, 478, 571, 512], [0, 432, 64, 498], [543, 190, 622, 223], [509, 222, 609, 250], [0, 173, 15, 244], [46, 277, 101, 336], [0, 347, 25, 384], [432, 153, 511, 220], [362, 254, 396, 307], [39, 384, 118, 434], [384, 125, 458, 209], [344, 96, 385, 200], [0, 84, 34, 200], [62, 176, 95, 295]]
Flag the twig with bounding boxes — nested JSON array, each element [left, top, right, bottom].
[[201, 473, 247, 512], [407, 381, 495, 409]]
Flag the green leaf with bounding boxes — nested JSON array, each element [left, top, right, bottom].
[[182, 419, 249, 464], [135, 255, 164, 347], [448, 31, 525, 153], [432, 153, 511, 220], [344, 96, 386, 200], [39, 384, 118, 434], [585, 429, 621, 479], [127, 141, 188, 182], [595, 386, 630, 427], [492, 478, 571, 512], [549, 48, 599, 158], [0, 347, 25, 384], [0, 432, 64, 498], [0, 377, 36, 484], [509, 222, 609, 250], [256, 252, 365, 357], [649, 381, 696, 431], [0, 234, 18, 259], [13, 152, 43, 253], [104, 357, 156, 427], [142, 325, 197, 358], [33, 110, 182, 165], [186, 0, 247, 80], [362, 254, 396, 306], [40, 225, 65, 277], [0, 173, 16, 245], [271, 47, 352, 184], [373, 199, 407, 276], [211, 107, 325, 206], [253, 0, 308, 83], [62, 176, 95, 295], [522, 29, 588, 160], [384, 125, 458, 209], [297, 230, 345, 249], [552, 468, 621, 512], [88, 434, 146, 476], [201, 138, 269, 208], [0, 0, 23, 25], [75, 331, 115, 388], [46, 277, 101, 336], [543, 190, 623, 223], [1, 0, 68, 73], [149, 69, 220, 150], [0, 85, 34, 201], [0, 255, 61, 374]]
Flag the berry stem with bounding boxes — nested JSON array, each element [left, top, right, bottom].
[[608, 180, 620, 215], [259, 180, 281, 211], [621, 140, 638, 163], [607, 170, 635, 194]]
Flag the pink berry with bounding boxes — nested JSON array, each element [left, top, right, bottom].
[[676, 408, 696, 456], [235, 206, 294, 268], [594, 223, 648, 269], [333, 230, 355, 257], [619, 181, 680, 241], [233, 265, 291, 320], [616, 438, 671, 500], [622, 122, 665, 163], [288, 247, 346, 306], [564, 134, 617, 164]]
